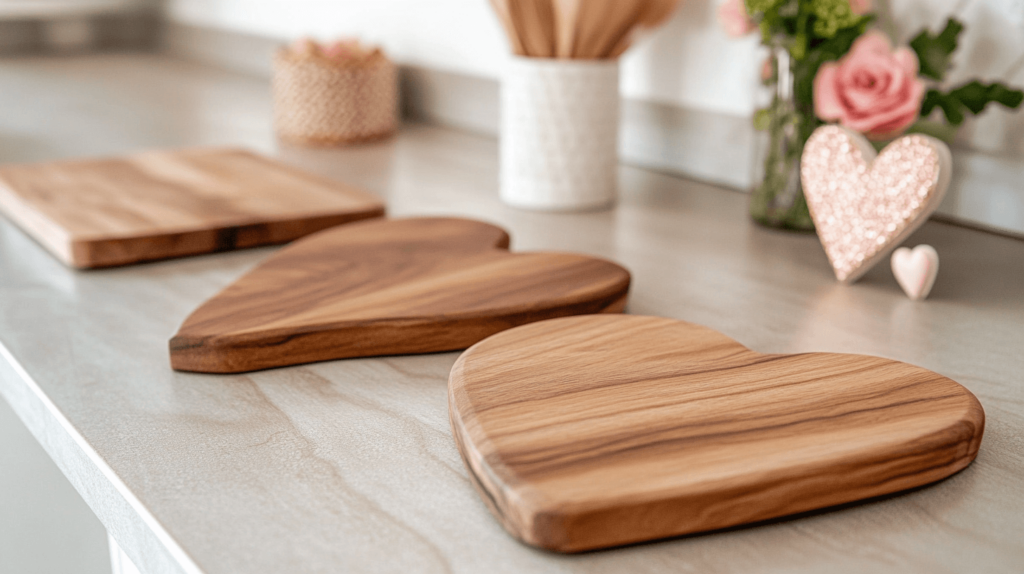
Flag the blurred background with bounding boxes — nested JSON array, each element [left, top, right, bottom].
[[1, 1, 1021, 573]]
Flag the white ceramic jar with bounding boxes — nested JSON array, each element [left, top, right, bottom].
[[500, 56, 620, 211]]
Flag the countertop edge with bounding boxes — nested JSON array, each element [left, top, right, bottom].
[[0, 340, 201, 574]]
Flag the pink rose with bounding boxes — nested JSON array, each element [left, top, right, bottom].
[[848, 0, 873, 15], [717, 0, 756, 37], [814, 31, 925, 140]]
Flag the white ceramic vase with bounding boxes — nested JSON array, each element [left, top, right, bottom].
[[500, 56, 620, 211]]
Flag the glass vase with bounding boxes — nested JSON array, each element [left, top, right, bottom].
[[749, 46, 815, 231]]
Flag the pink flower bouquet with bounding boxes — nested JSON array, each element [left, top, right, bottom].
[[814, 31, 925, 140], [723, 0, 1023, 230]]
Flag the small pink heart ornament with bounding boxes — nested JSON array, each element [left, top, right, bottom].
[[801, 125, 952, 284], [891, 245, 939, 300]]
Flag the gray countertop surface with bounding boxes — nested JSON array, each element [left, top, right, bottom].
[[1, 53, 1022, 574]]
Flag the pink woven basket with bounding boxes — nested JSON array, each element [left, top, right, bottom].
[[272, 49, 398, 145]]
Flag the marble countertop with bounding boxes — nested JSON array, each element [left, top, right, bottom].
[[1, 54, 1023, 574]]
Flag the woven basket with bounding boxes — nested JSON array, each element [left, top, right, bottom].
[[272, 49, 398, 145]]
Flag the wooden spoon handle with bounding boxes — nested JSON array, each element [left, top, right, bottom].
[[553, 0, 581, 58], [509, 0, 556, 57]]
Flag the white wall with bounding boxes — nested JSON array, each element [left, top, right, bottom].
[[885, 0, 1024, 156], [164, 0, 1024, 154], [165, 0, 765, 117]]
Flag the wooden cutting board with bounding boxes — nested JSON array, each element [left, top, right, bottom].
[[0, 148, 385, 268], [449, 315, 985, 552], [170, 217, 631, 373]]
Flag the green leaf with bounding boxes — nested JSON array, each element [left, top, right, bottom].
[[810, 0, 862, 38], [921, 89, 942, 117], [746, 0, 784, 13], [778, 0, 799, 18], [949, 80, 1024, 113], [923, 81, 1024, 125], [910, 18, 963, 81], [792, 8, 810, 60], [792, 24, 865, 112], [792, 32, 807, 60], [753, 108, 773, 131], [922, 89, 965, 125]]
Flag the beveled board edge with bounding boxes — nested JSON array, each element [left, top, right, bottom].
[[0, 177, 76, 265], [70, 208, 385, 269], [170, 292, 627, 374]]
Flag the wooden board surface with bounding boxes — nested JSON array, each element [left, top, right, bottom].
[[0, 148, 385, 268], [449, 314, 985, 553], [170, 217, 631, 373]]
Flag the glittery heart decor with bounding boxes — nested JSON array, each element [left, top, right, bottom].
[[801, 126, 952, 283], [891, 244, 939, 300]]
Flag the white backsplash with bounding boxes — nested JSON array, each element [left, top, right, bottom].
[[164, 0, 1024, 157]]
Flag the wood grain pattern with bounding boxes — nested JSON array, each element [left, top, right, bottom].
[[5, 56, 1024, 574], [170, 217, 631, 373], [0, 148, 385, 268], [449, 315, 985, 553]]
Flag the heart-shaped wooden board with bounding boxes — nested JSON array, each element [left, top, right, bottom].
[[170, 218, 631, 373], [449, 315, 984, 552], [801, 125, 952, 283]]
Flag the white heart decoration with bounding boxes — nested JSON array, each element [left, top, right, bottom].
[[801, 126, 952, 284], [891, 245, 939, 300]]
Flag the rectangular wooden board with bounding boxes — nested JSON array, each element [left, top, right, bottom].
[[0, 148, 385, 268]]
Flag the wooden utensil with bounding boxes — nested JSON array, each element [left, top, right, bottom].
[[509, 0, 557, 57], [609, 0, 681, 57], [572, 0, 629, 58], [553, 0, 581, 58], [450, 314, 984, 552], [598, 0, 652, 58], [491, 0, 681, 59], [0, 148, 385, 268], [170, 217, 630, 373]]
